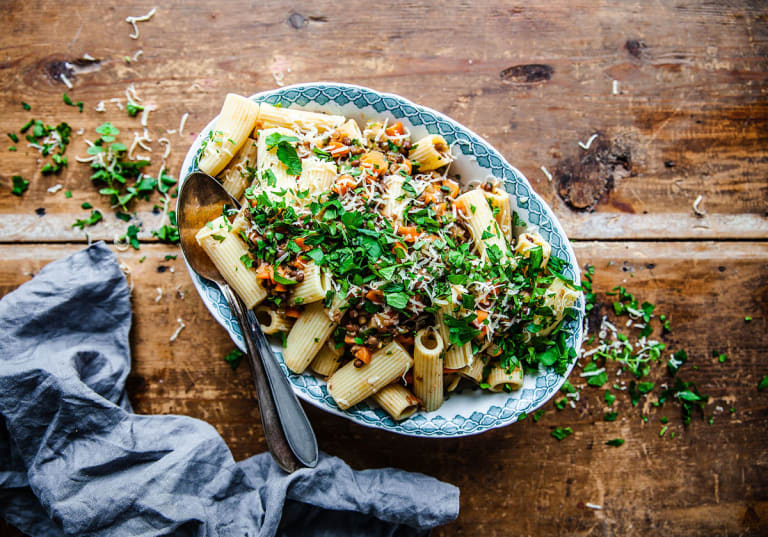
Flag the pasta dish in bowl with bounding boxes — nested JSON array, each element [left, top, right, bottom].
[[180, 83, 583, 437]]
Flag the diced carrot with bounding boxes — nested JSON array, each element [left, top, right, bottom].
[[273, 283, 288, 293], [442, 179, 460, 198], [385, 121, 404, 136], [291, 257, 307, 269], [333, 174, 357, 195], [360, 151, 387, 177], [398, 225, 419, 243], [392, 241, 408, 258], [422, 183, 439, 204], [475, 310, 489, 335], [344, 335, 357, 345], [255, 264, 274, 281], [293, 236, 309, 251], [366, 288, 384, 303], [326, 141, 350, 158], [354, 346, 372, 364], [285, 307, 302, 318]]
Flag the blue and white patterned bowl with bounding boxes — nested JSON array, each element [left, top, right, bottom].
[[180, 83, 583, 438]]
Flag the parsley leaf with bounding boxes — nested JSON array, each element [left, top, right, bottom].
[[605, 438, 625, 447], [759, 375, 768, 391], [11, 175, 29, 196], [551, 427, 573, 441], [224, 348, 244, 370], [385, 291, 409, 310], [72, 209, 103, 229], [444, 314, 482, 346]]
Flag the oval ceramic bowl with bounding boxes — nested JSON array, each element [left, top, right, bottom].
[[180, 82, 583, 438]]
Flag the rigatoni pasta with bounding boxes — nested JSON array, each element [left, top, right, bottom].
[[194, 96, 582, 421], [198, 94, 260, 177]]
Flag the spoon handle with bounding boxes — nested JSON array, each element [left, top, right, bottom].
[[219, 284, 318, 471]]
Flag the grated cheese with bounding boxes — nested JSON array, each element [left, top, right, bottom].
[[154, 287, 163, 303], [612, 80, 619, 95], [60, 73, 73, 89], [578, 134, 598, 150], [540, 165, 553, 182], [169, 317, 185, 342], [125, 7, 157, 40], [178, 113, 189, 137], [692, 195, 706, 217], [47, 184, 63, 194]]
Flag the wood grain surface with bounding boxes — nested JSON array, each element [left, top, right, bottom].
[[1, 0, 767, 536]]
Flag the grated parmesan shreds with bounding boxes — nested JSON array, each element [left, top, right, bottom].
[[154, 287, 163, 303], [176, 284, 185, 300], [178, 113, 189, 137], [578, 133, 598, 150], [140, 104, 156, 127], [692, 195, 706, 217], [132, 49, 144, 62], [158, 137, 172, 159], [612, 80, 619, 95], [540, 165, 553, 182], [125, 7, 157, 40], [169, 317, 185, 342], [586, 503, 603, 510], [95, 101, 106, 112], [47, 184, 63, 194], [82, 53, 96, 61], [60, 73, 73, 89]]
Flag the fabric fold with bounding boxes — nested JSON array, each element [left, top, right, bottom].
[[0, 243, 459, 537]]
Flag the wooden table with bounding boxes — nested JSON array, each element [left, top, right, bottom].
[[1, 1, 766, 535]]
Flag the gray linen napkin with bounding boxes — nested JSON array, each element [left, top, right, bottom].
[[0, 243, 459, 537]]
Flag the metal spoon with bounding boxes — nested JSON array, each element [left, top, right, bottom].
[[177, 171, 318, 472]]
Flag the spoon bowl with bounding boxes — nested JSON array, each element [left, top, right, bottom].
[[177, 171, 318, 472]]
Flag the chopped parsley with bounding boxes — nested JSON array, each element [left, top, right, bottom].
[[605, 438, 624, 447], [72, 209, 103, 229], [551, 427, 573, 441], [224, 348, 244, 370], [11, 175, 29, 196]]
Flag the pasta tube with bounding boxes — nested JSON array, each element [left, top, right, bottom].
[[485, 190, 513, 243], [195, 217, 266, 309], [219, 137, 258, 200], [409, 134, 453, 171], [335, 119, 363, 142], [436, 287, 473, 370], [256, 127, 300, 197], [459, 357, 484, 383], [538, 279, 580, 336], [256, 102, 344, 133], [515, 230, 552, 269], [382, 175, 407, 221], [309, 341, 344, 377], [198, 94, 261, 177], [486, 365, 523, 392], [455, 189, 510, 261], [291, 262, 331, 305], [297, 158, 337, 198], [283, 302, 338, 374], [254, 305, 292, 335], [327, 341, 413, 410], [372, 384, 420, 421], [413, 328, 445, 412]]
